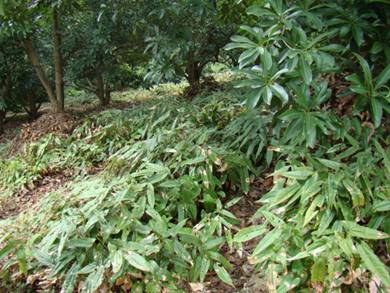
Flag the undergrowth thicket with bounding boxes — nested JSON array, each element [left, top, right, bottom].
[[0, 0, 390, 292], [225, 0, 390, 291], [0, 87, 261, 292]]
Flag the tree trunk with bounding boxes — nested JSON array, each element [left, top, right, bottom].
[[52, 8, 65, 112], [185, 53, 203, 98], [104, 85, 111, 106], [96, 72, 105, 106], [185, 52, 203, 98], [0, 110, 5, 135], [23, 38, 58, 111], [0, 75, 11, 134], [96, 71, 111, 107], [25, 91, 40, 120]]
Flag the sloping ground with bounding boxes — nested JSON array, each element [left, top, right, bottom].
[[0, 171, 72, 220], [0, 81, 269, 292], [1, 77, 389, 292], [0, 177, 272, 292]]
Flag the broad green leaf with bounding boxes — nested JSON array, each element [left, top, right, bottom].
[[261, 49, 272, 70], [213, 263, 234, 287], [370, 98, 383, 128], [317, 158, 342, 170], [173, 240, 191, 263], [288, 243, 327, 261], [354, 54, 373, 87], [204, 237, 225, 250], [276, 276, 300, 293], [111, 250, 123, 274], [343, 221, 389, 239], [247, 90, 262, 109], [124, 251, 151, 272], [78, 263, 98, 275], [82, 266, 105, 293], [263, 86, 273, 105], [225, 197, 242, 208], [357, 242, 390, 287], [337, 236, 355, 258], [352, 26, 364, 47], [303, 195, 324, 226], [67, 238, 95, 249], [305, 114, 316, 148], [373, 200, 390, 212], [230, 35, 255, 44], [252, 228, 282, 256], [271, 83, 288, 103], [375, 63, 390, 89], [279, 109, 301, 121], [299, 58, 312, 85], [199, 258, 210, 282], [374, 139, 390, 178], [61, 263, 80, 293], [276, 170, 313, 180], [233, 225, 266, 243], [147, 184, 155, 208], [343, 179, 365, 207]]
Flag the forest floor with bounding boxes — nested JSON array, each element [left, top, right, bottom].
[[0, 76, 274, 292]]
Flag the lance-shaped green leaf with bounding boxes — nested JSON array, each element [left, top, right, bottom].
[[357, 242, 390, 288], [213, 263, 234, 287], [342, 221, 390, 239], [234, 225, 266, 243], [124, 251, 152, 272], [252, 228, 282, 256]]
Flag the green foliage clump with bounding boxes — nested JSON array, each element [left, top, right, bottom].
[[0, 88, 264, 291], [226, 0, 390, 291]]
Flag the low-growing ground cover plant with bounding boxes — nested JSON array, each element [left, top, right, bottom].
[[0, 0, 389, 292], [0, 86, 264, 291]]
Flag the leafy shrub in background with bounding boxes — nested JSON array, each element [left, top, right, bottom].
[[227, 0, 390, 291]]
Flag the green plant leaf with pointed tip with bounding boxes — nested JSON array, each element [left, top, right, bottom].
[[213, 263, 234, 287], [357, 242, 390, 288]]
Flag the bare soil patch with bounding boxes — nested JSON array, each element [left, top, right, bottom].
[[0, 171, 72, 220], [1, 99, 136, 156]]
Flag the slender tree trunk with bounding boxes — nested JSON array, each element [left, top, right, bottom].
[[0, 110, 5, 135], [96, 72, 106, 106], [0, 75, 11, 134], [185, 52, 203, 97], [104, 85, 111, 106], [23, 38, 58, 111], [52, 8, 65, 112], [96, 70, 111, 107], [25, 91, 40, 120]]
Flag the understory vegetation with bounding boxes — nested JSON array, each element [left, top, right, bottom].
[[0, 0, 390, 292]]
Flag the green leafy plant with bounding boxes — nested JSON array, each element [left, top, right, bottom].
[[347, 54, 390, 127], [226, 0, 390, 291], [0, 86, 261, 291]]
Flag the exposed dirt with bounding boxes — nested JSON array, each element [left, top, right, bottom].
[[327, 73, 356, 117], [1, 99, 136, 156], [0, 114, 31, 144], [0, 171, 73, 220]]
